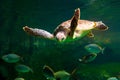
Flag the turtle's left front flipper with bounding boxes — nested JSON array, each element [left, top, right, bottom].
[[69, 8, 80, 38], [23, 26, 54, 40]]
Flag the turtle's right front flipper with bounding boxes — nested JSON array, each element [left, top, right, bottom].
[[23, 26, 54, 40], [69, 8, 80, 38]]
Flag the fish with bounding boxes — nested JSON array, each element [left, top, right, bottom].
[[43, 65, 77, 80], [54, 71, 70, 80], [107, 77, 118, 80], [15, 64, 33, 73], [85, 43, 105, 54], [2, 53, 21, 63], [78, 53, 97, 63], [43, 65, 55, 80], [14, 78, 24, 80]]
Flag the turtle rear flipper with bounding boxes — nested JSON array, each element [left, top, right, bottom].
[[69, 8, 80, 38], [87, 31, 94, 38], [23, 26, 54, 40]]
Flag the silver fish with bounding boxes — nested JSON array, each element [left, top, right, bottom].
[[2, 53, 21, 63], [79, 53, 97, 63], [85, 43, 105, 54], [43, 65, 77, 80], [107, 77, 118, 80], [15, 64, 33, 73], [14, 78, 24, 80], [54, 71, 70, 80]]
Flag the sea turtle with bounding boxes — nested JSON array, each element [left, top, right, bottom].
[[23, 8, 108, 42], [43, 65, 77, 80]]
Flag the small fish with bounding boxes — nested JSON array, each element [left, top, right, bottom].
[[14, 78, 24, 80], [107, 77, 118, 80], [85, 43, 105, 54], [54, 71, 70, 80], [43, 65, 77, 80], [43, 65, 55, 80], [15, 64, 33, 73], [79, 53, 97, 63], [2, 53, 21, 63]]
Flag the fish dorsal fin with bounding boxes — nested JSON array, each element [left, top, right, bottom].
[[43, 65, 55, 79], [70, 68, 79, 80], [69, 8, 80, 38], [71, 68, 77, 75]]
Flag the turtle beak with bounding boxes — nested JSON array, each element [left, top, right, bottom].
[[95, 21, 109, 31], [56, 37, 65, 42], [55, 32, 66, 42]]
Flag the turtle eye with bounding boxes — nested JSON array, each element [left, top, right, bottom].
[[97, 24, 108, 30]]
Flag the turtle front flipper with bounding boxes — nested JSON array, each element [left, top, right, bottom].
[[69, 8, 80, 38], [23, 26, 54, 40]]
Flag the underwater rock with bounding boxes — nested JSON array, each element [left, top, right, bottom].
[[85, 43, 105, 54], [2, 53, 21, 63], [15, 64, 33, 73], [79, 53, 97, 63]]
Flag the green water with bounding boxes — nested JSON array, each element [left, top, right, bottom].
[[0, 0, 120, 80]]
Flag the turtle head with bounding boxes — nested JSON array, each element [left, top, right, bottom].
[[55, 31, 67, 42], [95, 21, 108, 31]]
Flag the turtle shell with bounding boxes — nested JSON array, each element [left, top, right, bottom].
[[73, 20, 96, 39], [53, 20, 71, 37], [53, 19, 96, 40]]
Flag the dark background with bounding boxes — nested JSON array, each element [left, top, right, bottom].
[[0, 0, 120, 80]]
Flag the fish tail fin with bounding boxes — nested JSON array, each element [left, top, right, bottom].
[[71, 68, 77, 75], [30, 68, 34, 73], [78, 58, 82, 62], [101, 47, 106, 54], [70, 68, 79, 80]]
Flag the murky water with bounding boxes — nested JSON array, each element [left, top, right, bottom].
[[0, 0, 120, 80]]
